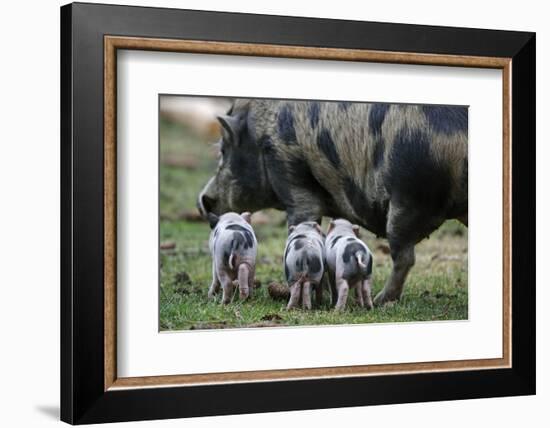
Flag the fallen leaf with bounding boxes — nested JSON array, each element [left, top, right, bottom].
[[160, 241, 176, 250], [267, 282, 290, 301]]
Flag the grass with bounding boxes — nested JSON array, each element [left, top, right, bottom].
[[159, 116, 468, 331]]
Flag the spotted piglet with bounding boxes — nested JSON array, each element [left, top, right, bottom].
[[207, 212, 257, 304], [284, 222, 325, 310], [325, 219, 373, 311]]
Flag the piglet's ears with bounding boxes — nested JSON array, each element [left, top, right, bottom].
[[314, 222, 323, 234], [288, 225, 296, 233], [207, 213, 219, 229], [241, 212, 252, 224], [327, 220, 335, 235], [352, 224, 361, 238]]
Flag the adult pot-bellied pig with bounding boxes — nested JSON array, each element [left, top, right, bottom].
[[198, 99, 468, 305], [207, 212, 257, 304]]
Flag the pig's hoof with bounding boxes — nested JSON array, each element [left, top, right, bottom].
[[373, 291, 400, 306]]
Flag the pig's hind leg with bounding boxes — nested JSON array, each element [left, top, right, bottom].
[[219, 272, 234, 305], [334, 277, 350, 311], [237, 263, 251, 300], [287, 281, 302, 310], [316, 275, 328, 307], [327, 270, 337, 307], [362, 278, 373, 310], [208, 261, 221, 299], [355, 280, 365, 308], [302, 281, 312, 310]]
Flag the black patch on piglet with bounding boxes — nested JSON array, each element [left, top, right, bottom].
[[294, 240, 305, 251], [307, 254, 322, 273], [342, 242, 365, 263], [230, 233, 246, 251], [330, 235, 342, 248], [366, 254, 373, 276], [225, 224, 254, 249], [284, 234, 307, 264]]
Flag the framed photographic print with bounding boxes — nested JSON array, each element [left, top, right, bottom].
[[60, 2, 535, 424]]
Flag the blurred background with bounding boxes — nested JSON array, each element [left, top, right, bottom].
[[159, 95, 468, 331]]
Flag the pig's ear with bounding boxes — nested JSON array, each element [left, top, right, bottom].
[[327, 220, 335, 235], [352, 224, 361, 238], [288, 225, 296, 233], [217, 115, 242, 145], [241, 212, 252, 224], [207, 213, 219, 229], [314, 222, 323, 234]]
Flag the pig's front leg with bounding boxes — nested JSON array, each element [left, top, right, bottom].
[[374, 245, 415, 305], [208, 261, 220, 299]]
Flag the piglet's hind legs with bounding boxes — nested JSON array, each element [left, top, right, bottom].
[[362, 278, 373, 310], [302, 281, 312, 310], [334, 279, 349, 311], [208, 261, 220, 299], [219, 274, 234, 305], [237, 263, 251, 300], [287, 281, 301, 310]]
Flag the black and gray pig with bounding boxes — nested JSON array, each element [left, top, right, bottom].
[[198, 99, 468, 305], [208, 212, 257, 304], [325, 219, 373, 311], [283, 222, 325, 310]]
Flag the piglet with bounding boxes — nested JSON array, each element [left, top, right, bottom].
[[207, 212, 257, 304], [284, 222, 325, 310], [325, 219, 373, 311]]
